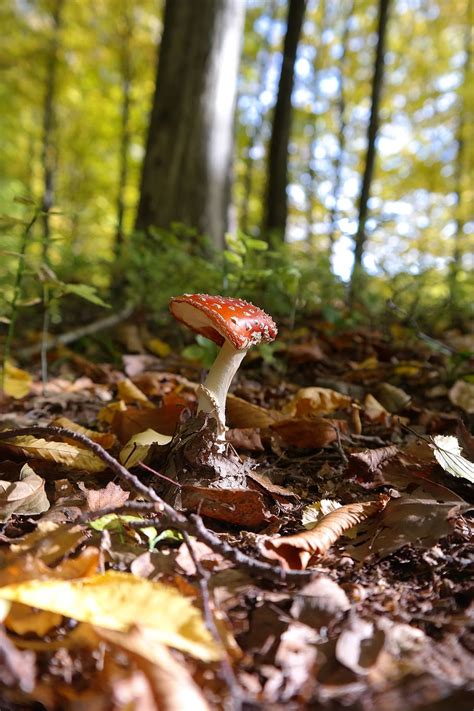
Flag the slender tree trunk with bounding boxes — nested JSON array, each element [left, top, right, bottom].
[[349, 0, 391, 299], [327, 0, 354, 250], [115, 3, 133, 261], [136, 0, 245, 250], [41, 0, 64, 264], [449, 21, 470, 315], [239, 0, 277, 234], [263, 0, 307, 241]]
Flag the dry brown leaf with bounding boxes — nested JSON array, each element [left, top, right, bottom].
[[51, 416, 117, 449], [282, 387, 352, 417], [117, 378, 154, 407], [1, 435, 105, 472], [261, 496, 389, 569], [0, 463, 50, 522], [111, 406, 184, 442], [83, 481, 130, 512], [271, 417, 348, 448], [349, 445, 399, 477], [9, 522, 86, 566], [375, 383, 411, 413], [181, 484, 274, 528], [226, 393, 279, 429], [225, 427, 264, 451]]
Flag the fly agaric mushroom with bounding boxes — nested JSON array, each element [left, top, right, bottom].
[[169, 294, 277, 437]]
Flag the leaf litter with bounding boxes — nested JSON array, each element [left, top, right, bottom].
[[0, 321, 472, 709]]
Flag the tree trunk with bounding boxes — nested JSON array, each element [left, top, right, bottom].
[[327, 0, 354, 250], [263, 0, 307, 241], [136, 0, 245, 250], [115, 3, 133, 261], [349, 0, 391, 299], [41, 0, 64, 264], [449, 21, 470, 315]]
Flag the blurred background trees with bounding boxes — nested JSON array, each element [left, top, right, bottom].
[[0, 0, 472, 336]]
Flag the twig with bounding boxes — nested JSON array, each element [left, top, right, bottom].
[[0, 426, 314, 583], [182, 531, 244, 709], [138, 461, 182, 488], [17, 304, 134, 359]]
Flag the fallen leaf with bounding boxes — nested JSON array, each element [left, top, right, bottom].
[[271, 417, 348, 448], [430, 435, 474, 483], [261, 496, 389, 569], [347, 491, 467, 561], [0, 571, 220, 661], [117, 378, 154, 407], [5, 603, 62, 636], [95, 627, 210, 711], [9, 522, 86, 565], [0, 463, 50, 522], [291, 576, 351, 628], [226, 393, 278, 429], [283, 387, 352, 417], [349, 445, 399, 477], [449, 380, 474, 414], [120, 428, 172, 468], [111, 406, 183, 442], [302, 499, 342, 529], [83, 481, 130, 511], [1, 435, 105, 472], [51, 416, 117, 449], [335, 616, 385, 674], [376, 383, 411, 413], [225, 428, 264, 451], [181, 485, 274, 528], [363, 394, 390, 424], [0, 362, 32, 399], [145, 337, 172, 358]]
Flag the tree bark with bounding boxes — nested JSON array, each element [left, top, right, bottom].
[[263, 0, 307, 241], [349, 0, 391, 299], [41, 0, 64, 264], [135, 0, 245, 250], [327, 0, 354, 250], [115, 3, 133, 261]]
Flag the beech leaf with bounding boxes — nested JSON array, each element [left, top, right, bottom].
[[0, 571, 220, 661], [119, 428, 172, 468], [0, 362, 32, 399], [430, 435, 474, 483], [1, 435, 105, 472], [261, 496, 389, 569]]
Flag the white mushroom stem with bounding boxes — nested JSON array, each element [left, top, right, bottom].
[[197, 339, 247, 438]]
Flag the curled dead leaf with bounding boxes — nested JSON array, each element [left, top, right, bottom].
[[261, 495, 389, 569], [0, 463, 49, 522], [51, 417, 117, 449]]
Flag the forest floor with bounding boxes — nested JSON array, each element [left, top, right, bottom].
[[0, 316, 472, 710]]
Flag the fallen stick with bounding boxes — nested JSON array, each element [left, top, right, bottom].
[[17, 304, 134, 359]]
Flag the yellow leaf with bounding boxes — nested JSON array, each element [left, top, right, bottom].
[[117, 378, 153, 407], [283, 387, 351, 417], [6, 603, 62, 636], [1, 362, 32, 399], [2, 436, 105, 472], [146, 337, 172, 358], [51, 417, 117, 449], [98, 399, 127, 426], [0, 571, 220, 661], [120, 428, 172, 468], [226, 393, 278, 429]]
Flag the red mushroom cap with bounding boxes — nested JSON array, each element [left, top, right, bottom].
[[169, 294, 277, 350]]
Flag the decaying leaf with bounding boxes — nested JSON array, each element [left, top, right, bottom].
[[282, 387, 352, 417], [9, 522, 87, 565], [271, 417, 348, 448], [0, 362, 32, 399], [431, 435, 474, 483], [302, 499, 342, 529], [0, 435, 106, 472], [181, 485, 274, 528], [0, 463, 49, 522], [261, 496, 389, 569], [119, 428, 172, 468], [291, 576, 351, 628], [0, 571, 220, 661], [110, 405, 183, 442], [349, 445, 399, 476]]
